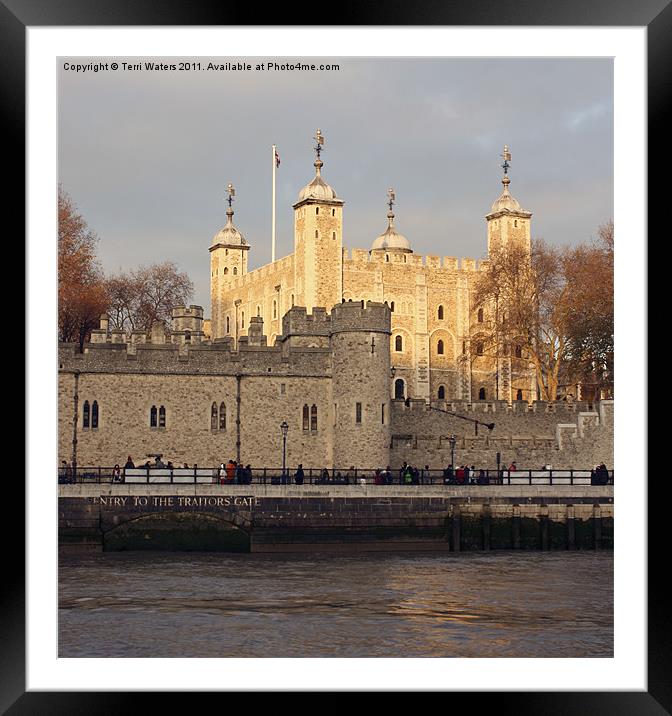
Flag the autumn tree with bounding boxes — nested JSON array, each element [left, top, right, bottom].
[[58, 187, 108, 352], [106, 262, 194, 333]]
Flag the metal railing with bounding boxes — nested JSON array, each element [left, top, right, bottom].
[[58, 466, 614, 486]]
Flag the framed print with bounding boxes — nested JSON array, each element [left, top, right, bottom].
[[7, 0, 663, 709]]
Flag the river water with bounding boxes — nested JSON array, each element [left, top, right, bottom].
[[59, 550, 613, 658]]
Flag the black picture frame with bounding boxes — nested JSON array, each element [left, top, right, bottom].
[[7, 0, 661, 710]]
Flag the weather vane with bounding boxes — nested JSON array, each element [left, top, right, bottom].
[[387, 187, 396, 213], [225, 182, 236, 208], [314, 129, 324, 159], [501, 145, 511, 175]]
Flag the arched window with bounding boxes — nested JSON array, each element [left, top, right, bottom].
[[332, 209, 335, 217], [438, 305, 444, 320], [310, 405, 318, 431], [516, 389, 523, 401], [83, 400, 90, 429], [515, 344, 523, 358], [211, 402, 218, 430], [184, 330, 191, 343], [150, 405, 157, 428], [479, 388, 486, 400], [226, 316, 230, 334], [390, 301, 395, 312], [395, 335, 403, 352], [316, 207, 319, 215], [476, 342, 484, 356], [394, 378, 405, 400], [437, 339, 444, 355], [233, 267, 238, 275], [332, 231, 336, 240], [159, 406, 166, 428], [386, 255, 389, 262], [438, 385, 446, 400], [91, 401, 99, 429], [514, 219, 518, 228], [315, 230, 319, 238], [302, 404, 309, 431], [477, 308, 484, 323], [219, 402, 226, 430], [273, 300, 277, 319], [223, 267, 229, 275]]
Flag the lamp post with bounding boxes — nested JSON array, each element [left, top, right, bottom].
[[280, 420, 289, 482], [448, 435, 457, 470]]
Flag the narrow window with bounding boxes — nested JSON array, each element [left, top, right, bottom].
[[438, 305, 444, 320], [515, 345, 523, 358], [438, 385, 446, 400], [332, 231, 336, 240], [257, 306, 261, 317], [476, 342, 484, 356], [315, 230, 318, 238], [224, 267, 229, 275], [159, 406, 166, 428], [514, 219, 518, 228], [333, 403, 338, 426], [332, 209, 335, 217], [437, 339, 444, 355], [273, 300, 277, 319], [478, 308, 484, 323], [226, 316, 230, 334], [390, 301, 395, 311], [386, 255, 389, 262], [310, 405, 318, 431], [211, 402, 218, 430], [479, 388, 486, 400], [303, 404, 309, 431], [516, 389, 523, 401], [316, 207, 319, 215], [394, 379, 405, 400], [184, 330, 191, 343], [395, 335, 403, 352], [280, 383, 286, 395], [462, 341, 466, 355], [291, 294, 295, 307], [355, 402, 362, 424], [219, 402, 226, 430], [83, 400, 90, 429], [382, 403, 386, 424], [233, 267, 238, 275], [150, 405, 157, 428], [91, 401, 99, 429]]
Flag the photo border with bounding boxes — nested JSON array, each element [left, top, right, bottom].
[[7, 0, 662, 709]]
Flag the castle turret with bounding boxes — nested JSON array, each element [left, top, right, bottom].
[[486, 145, 532, 254], [209, 183, 250, 337], [293, 129, 344, 314], [171, 305, 205, 344], [370, 188, 413, 256], [330, 301, 391, 469]]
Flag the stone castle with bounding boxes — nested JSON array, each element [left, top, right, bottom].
[[57, 133, 613, 470]]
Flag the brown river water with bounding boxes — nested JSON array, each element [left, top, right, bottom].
[[59, 550, 613, 658]]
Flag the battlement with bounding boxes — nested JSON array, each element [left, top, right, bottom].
[[171, 305, 204, 318], [342, 248, 485, 271], [330, 300, 391, 334], [222, 255, 294, 291], [281, 305, 332, 338]]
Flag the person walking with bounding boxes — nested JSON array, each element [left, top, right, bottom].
[[295, 464, 305, 485]]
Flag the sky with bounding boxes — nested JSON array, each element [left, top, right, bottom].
[[58, 57, 613, 311]]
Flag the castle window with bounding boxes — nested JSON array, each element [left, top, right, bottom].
[[150, 405, 157, 428], [226, 316, 230, 334], [382, 403, 386, 424], [310, 404, 318, 431], [332, 231, 336, 240], [437, 339, 444, 355], [159, 406, 166, 428], [438, 305, 444, 320], [476, 342, 484, 356], [390, 301, 395, 312], [291, 294, 295, 307], [514, 220, 518, 227], [303, 404, 309, 431], [211, 402, 218, 430], [394, 379, 405, 400], [273, 300, 277, 319], [233, 267, 238, 275], [355, 402, 362, 424], [395, 335, 403, 352], [224, 267, 228, 275], [316, 207, 319, 215], [315, 230, 319, 238], [478, 308, 484, 323], [479, 388, 486, 400], [333, 403, 338, 426], [184, 330, 191, 343], [225, 249, 228, 255], [516, 389, 523, 401], [438, 385, 446, 400], [515, 344, 523, 358], [280, 383, 286, 395], [219, 402, 226, 430], [257, 306, 261, 317], [385, 255, 389, 262], [332, 209, 335, 217], [82, 400, 90, 429], [91, 401, 99, 429]]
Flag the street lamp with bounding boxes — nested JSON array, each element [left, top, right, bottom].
[[280, 420, 289, 482], [448, 435, 457, 469]]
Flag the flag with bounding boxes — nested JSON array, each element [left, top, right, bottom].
[[275, 149, 280, 168]]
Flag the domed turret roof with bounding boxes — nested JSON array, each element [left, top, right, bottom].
[[211, 209, 247, 247], [370, 188, 413, 253], [487, 146, 531, 217], [297, 164, 339, 202]]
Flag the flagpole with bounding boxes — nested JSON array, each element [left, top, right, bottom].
[[272, 144, 276, 263]]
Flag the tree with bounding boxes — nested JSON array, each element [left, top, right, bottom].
[[473, 225, 614, 402], [58, 187, 108, 351], [106, 262, 194, 333]]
